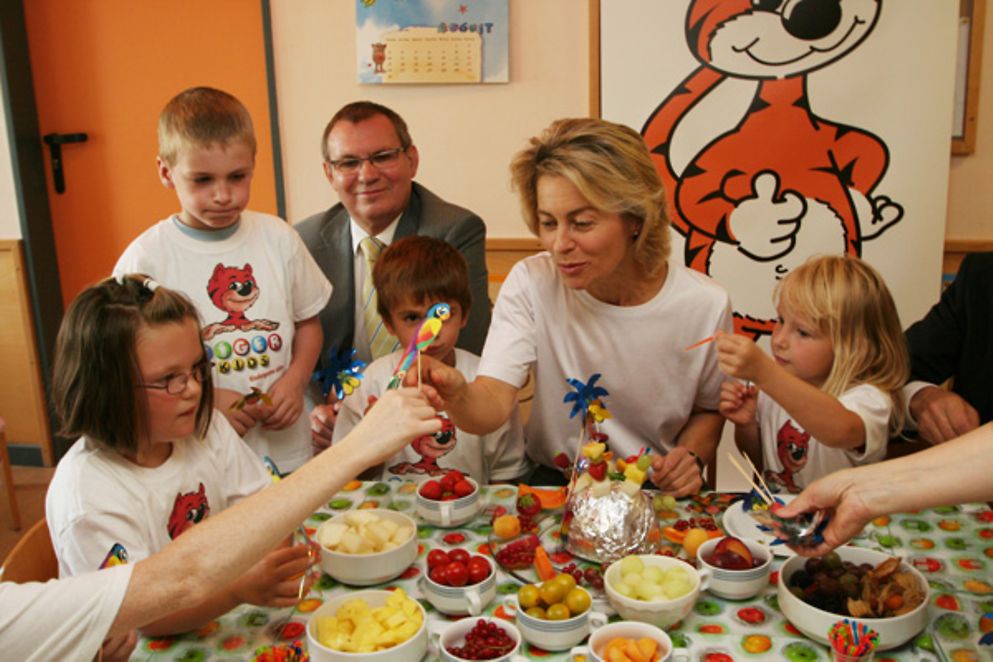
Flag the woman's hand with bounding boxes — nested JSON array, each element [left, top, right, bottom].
[[719, 380, 757, 426], [776, 469, 874, 556], [340, 388, 441, 468], [649, 447, 703, 497], [714, 331, 773, 383], [403, 354, 469, 409]]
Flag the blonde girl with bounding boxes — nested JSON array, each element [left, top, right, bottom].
[[717, 255, 907, 493]]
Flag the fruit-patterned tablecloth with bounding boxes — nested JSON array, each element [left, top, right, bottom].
[[131, 483, 993, 661]]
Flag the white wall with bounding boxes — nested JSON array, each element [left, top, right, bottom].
[[0, 80, 22, 238], [270, 0, 591, 237]]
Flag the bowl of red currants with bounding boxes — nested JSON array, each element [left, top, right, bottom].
[[489, 523, 606, 598], [438, 617, 523, 662], [422, 547, 497, 615]]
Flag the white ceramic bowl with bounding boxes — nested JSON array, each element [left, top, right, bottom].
[[603, 554, 709, 629], [421, 555, 497, 615], [569, 620, 688, 662], [437, 616, 524, 662], [778, 546, 930, 651], [306, 589, 427, 662], [416, 477, 481, 528], [696, 536, 772, 600], [317, 509, 417, 586], [509, 589, 608, 651]]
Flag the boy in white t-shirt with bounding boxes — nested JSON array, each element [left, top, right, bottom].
[[333, 237, 528, 483], [115, 87, 331, 472]]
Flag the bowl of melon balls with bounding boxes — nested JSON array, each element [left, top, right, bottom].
[[604, 554, 709, 628]]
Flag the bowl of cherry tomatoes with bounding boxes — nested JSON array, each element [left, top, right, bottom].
[[421, 547, 496, 615]]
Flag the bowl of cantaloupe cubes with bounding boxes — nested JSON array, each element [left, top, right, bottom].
[[307, 588, 427, 662], [575, 620, 683, 662], [317, 509, 417, 586]]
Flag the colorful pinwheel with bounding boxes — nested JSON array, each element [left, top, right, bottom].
[[563, 373, 609, 420], [313, 348, 367, 400]]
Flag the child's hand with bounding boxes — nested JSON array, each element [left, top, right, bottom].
[[719, 380, 758, 426], [231, 543, 313, 607], [215, 388, 260, 436], [262, 373, 306, 430], [714, 331, 773, 383], [310, 402, 339, 452]]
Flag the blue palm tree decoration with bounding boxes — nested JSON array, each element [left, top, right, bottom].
[[563, 373, 609, 421], [313, 348, 367, 400]]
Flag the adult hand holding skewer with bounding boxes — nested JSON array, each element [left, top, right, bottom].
[[650, 446, 704, 496]]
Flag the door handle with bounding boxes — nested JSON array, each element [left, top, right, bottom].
[[43, 132, 88, 194]]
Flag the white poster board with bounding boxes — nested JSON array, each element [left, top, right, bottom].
[[600, 0, 957, 335]]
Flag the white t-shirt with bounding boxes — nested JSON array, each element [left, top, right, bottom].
[[114, 210, 333, 471], [757, 383, 892, 493], [478, 254, 733, 468], [0, 565, 133, 662], [332, 349, 530, 483], [46, 415, 270, 577]]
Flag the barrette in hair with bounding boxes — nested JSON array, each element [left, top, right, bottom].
[[142, 277, 160, 292], [115, 273, 127, 285]]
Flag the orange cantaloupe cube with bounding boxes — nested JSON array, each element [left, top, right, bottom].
[[636, 637, 659, 662]]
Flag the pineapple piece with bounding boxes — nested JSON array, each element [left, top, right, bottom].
[[624, 465, 646, 485], [365, 521, 392, 549], [345, 510, 379, 526], [619, 478, 642, 497], [582, 441, 606, 460], [392, 525, 413, 544], [379, 518, 399, 536], [590, 478, 611, 498], [574, 472, 593, 493], [318, 522, 348, 548]]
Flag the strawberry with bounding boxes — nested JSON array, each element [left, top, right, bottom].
[[587, 461, 606, 481], [440, 469, 463, 491], [553, 452, 572, 469], [490, 505, 508, 522], [516, 493, 541, 518], [420, 480, 443, 500], [453, 479, 475, 497]]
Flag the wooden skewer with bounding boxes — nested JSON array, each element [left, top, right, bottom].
[[727, 453, 774, 505], [741, 451, 775, 502], [683, 335, 716, 352], [417, 351, 422, 391]]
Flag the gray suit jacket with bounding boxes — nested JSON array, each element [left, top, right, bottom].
[[295, 182, 492, 371]]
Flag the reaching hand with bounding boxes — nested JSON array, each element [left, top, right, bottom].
[[714, 331, 773, 383], [719, 380, 757, 426], [910, 387, 980, 445], [215, 388, 260, 437], [402, 354, 468, 409], [231, 543, 314, 607], [650, 447, 703, 497], [310, 402, 340, 452], [341, 388, 440, 468], [775, 470, 874, 556], [262, 373, 306, 431]]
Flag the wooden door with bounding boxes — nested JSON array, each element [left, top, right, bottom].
[[24, 0, 279, 305]]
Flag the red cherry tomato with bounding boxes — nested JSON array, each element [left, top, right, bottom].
[[427, 549, 451, 570], [445, 561, 469, 587], [429, 564, 450, 585], [448, 548, 471, 565], [467, 556, 491, 584]]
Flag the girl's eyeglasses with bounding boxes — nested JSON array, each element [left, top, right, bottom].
[[138, 359, 211, 395]]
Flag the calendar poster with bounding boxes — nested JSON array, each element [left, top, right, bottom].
[[356, 0, 509, 84]]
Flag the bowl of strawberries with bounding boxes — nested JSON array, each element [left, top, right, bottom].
[[415, 470, 480, 528]]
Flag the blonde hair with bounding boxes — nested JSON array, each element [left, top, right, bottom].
[[158, 87, 256, 165], [509, 118, 670, 278], [776, 255, 908, 432]]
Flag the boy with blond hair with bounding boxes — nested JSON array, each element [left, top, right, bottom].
[[332, 236, 528, 483], [115, 87, 331, 472]]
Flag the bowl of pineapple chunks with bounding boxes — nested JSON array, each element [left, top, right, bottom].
[[317, 509, 417, 586], [307, 588, 427, 662]]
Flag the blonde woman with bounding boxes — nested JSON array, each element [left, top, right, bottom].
[[717, 255, 909, 493], [417, 118, 733, 496]]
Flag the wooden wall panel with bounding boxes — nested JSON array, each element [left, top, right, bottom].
[[0, 240, 52, 464]]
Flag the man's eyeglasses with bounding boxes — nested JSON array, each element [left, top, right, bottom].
[[327, 147, 407, 176], [138, 359, 211, 395]]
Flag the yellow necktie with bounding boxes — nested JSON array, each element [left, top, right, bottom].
[[360, 236, 400, 359]]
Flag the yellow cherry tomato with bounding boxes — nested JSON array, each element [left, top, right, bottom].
[[539, 580, 568, 607], [525, 606, 546, 619], [546, 603, 571, 620], [564, 588, 591, 615], [553, 572, 577, 594], [518, 584, 540, 610]]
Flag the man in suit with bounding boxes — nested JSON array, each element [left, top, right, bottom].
[[902, 252, 993, 445], [295, 101, 491, 448]]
